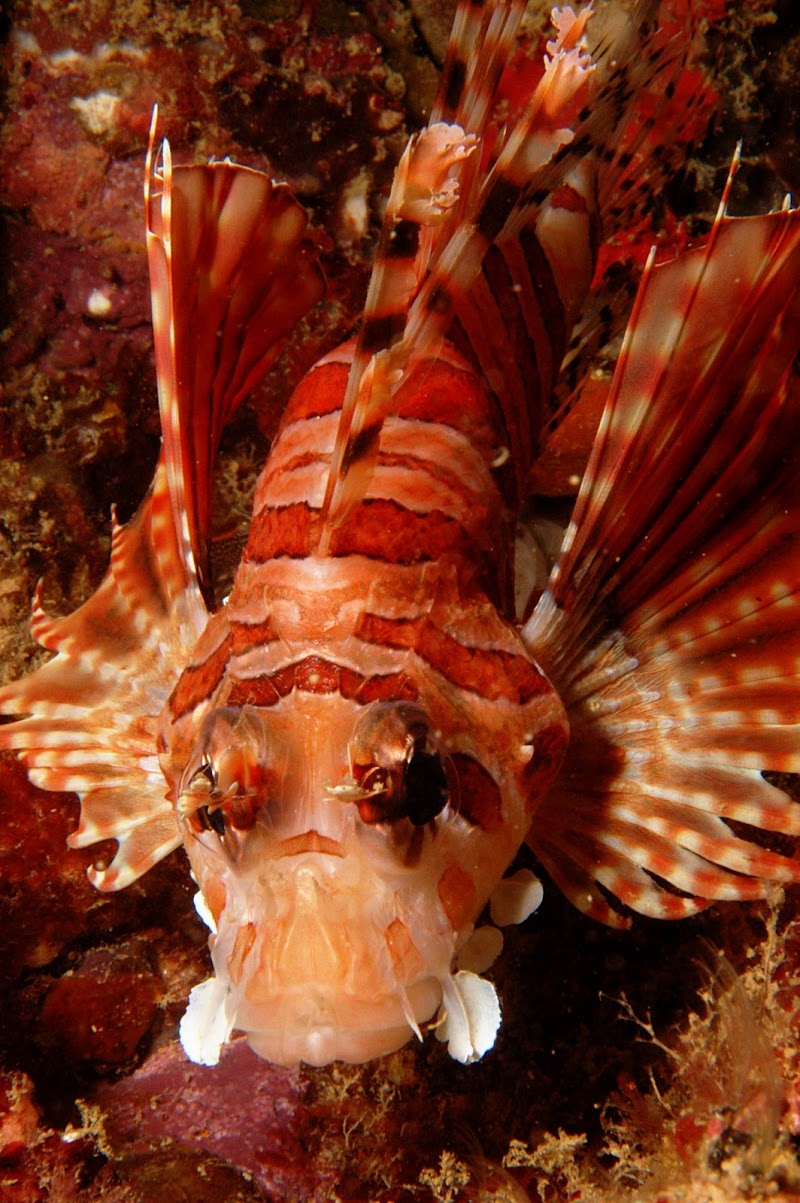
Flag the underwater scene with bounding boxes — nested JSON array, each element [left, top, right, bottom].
[[2, 0, 800, 1199]]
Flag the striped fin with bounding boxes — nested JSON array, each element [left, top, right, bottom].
[[523, 195, 800, 928], [543, 10, 717, 459], [317, 3, 597, 544], [316, 121, 479, 553], [0, 119, 324, 892], [318, 0, 687, 541], [430, 0, 527, 131], [0, 459, 197, 890], [441, 0, 698, 490], [146, 113, 324, 596], [595, 5, 714, 237], [440, 0, 703, 489]]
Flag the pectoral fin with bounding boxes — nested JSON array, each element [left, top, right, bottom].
[[524, 200, 800, 927]]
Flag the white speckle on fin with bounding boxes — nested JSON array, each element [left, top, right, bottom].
[[436, 971, 501, 1064], [489, 868, 544, 927], [179, 976, 234, 1066]]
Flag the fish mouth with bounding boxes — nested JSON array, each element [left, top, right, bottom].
[[275, 829, 344, 858], [210, 857, 452, 1064], [240, 977, 443, 1066]]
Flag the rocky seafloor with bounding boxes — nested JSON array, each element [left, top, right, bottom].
[[2, 1, 800, 1199]]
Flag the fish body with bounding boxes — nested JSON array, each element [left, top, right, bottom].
[[3, 1, 800, 1069], [162, 339, 568, 1064]]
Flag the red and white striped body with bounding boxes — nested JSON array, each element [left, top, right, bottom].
[[161, 343, 567, 1064], [4, 1, 800, 1072]]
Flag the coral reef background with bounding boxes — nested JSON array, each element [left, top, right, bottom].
[[1, 1, 800, 1199]]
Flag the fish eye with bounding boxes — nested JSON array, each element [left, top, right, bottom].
[[177, 707, 268, 839], [348, 703, 450, 827], [180, 761, 257, 839], [197, 801, 227, 837], [181, 761, 227, 837], [403, 741, 450, 826]]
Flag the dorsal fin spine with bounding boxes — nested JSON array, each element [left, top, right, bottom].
[[145, 115, 206, 627]]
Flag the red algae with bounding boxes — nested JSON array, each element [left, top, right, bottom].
[[1, 2, 799, 1202], [38, 945, 164, 1068]]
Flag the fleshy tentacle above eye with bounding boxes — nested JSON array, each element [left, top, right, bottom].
[[0, 114, 324, 892]]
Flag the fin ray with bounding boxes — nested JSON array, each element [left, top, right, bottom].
[[0, 460, 192, 889], [146, 117, 324, 594], [524, 204, 800, 924], [0, 123, 324, 892], [318, 0, 701, 536], [317, 2, 605, 540]]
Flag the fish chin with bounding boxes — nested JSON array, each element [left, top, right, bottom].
[[241, 978, 443, 1067], [197, 851, 458, 1066]]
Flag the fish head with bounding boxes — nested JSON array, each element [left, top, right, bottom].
[[163, 649, 567, 1067]]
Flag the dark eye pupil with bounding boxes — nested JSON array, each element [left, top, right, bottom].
[[404, 747, 449, 825], [207, 806, 226, 836], [196, 804, 226, 836]]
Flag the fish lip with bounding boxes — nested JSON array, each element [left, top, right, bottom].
[[275, 830, 345, 858], [238, 977, 444, 1066]]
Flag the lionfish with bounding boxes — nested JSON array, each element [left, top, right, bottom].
[[2, 0, 800, 1069]]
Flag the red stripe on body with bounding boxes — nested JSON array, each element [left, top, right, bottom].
[[244, 503, 316, 560], [244, 499, 476, 566], [226, 657, 419, 709], [356, 611, 549, 703], [280, 356, 507, 473], [330, 499, 473, 563], [348, 672, 418, 704], [226, 675, 281, 708], [450, 753, 503, 832], [230, 617, 277, 655], [391, 358, 507, 464], [168, 633, 232, 719], [280, 362, 348, 421]]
